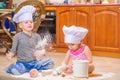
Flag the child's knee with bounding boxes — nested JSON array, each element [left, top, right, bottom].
[[11, 68, 21, 75], [6, 63, 26, 75]]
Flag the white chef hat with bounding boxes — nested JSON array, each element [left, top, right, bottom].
[[13, 5, 36, 23], [62, 25, 88, 44]]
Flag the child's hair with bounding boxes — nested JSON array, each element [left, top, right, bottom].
[[62, 25, 88, 44]]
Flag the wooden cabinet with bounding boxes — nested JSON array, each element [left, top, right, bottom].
[[56, 6, 90, 47], [55, 5, 120, 52], [90, 5, 120, 52]]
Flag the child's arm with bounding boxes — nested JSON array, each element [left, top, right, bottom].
[[52, 50, 71, 75], [84, 46, 93, 63], [62, 50, 71, 66], [6, 34, 19, 61]]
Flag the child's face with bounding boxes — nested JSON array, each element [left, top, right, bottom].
[[19, 20, 34, 32], [67, 43, 80, 51]]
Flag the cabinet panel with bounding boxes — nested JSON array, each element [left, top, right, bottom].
[[90, 6, 120, 52], [75, 7, 90, 27], [56, 7, 71, 47]]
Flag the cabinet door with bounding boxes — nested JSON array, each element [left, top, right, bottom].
[[90, 6, 120, 52], [56, 7, 72, 47], [56, 6, 90, 47], [75, 7, 90, 45]]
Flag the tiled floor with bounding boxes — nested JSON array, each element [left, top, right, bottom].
[[0, 51, 120, 80]]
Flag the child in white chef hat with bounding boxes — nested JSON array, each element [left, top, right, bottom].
[[6, 5, 54, 75], [60, 25, 94, 74]]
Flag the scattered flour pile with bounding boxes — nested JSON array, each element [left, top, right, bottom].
[[11, 72, 115, 80]]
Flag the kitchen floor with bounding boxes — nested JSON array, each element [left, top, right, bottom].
[[0, 50, 120, 80]]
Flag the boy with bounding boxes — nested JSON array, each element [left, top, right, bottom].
[[6, 5, 54, 75]]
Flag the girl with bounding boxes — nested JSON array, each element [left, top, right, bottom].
[[61, 25, 94, 74]]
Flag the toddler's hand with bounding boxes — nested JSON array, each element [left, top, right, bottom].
[[6, 53, 12, 60], [52, 64, 67, 76], [34, 49, 46, 61]]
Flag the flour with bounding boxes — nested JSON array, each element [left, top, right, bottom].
[[36, 33, 53, 50], [35, 36, 48, 50], [11, 72, 115, 80], [35, 33, 54, 61], [11, 72, 68, 80]]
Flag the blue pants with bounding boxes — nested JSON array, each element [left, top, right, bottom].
[[6, 58, 54, 75]]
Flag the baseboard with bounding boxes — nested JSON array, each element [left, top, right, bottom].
[[92, 51, 120, 58]]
